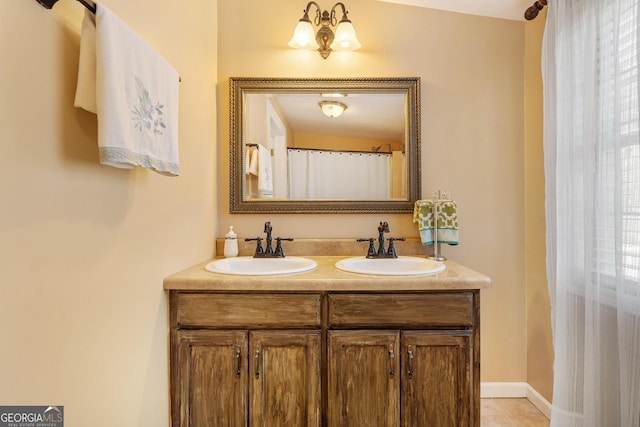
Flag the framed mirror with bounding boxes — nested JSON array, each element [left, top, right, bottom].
[[229, 77, 421, 213]]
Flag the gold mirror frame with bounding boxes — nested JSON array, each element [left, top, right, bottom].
[[229, 77, 421, 214]]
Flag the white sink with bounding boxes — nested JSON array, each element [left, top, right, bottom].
[[335, 256, 446, 276], [205, 256, 318, 276]]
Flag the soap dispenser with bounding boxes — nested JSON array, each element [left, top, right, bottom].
[[224, 226, 238, 258]]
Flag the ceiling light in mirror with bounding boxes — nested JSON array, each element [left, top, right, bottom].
[[319, 101, 347, 118]]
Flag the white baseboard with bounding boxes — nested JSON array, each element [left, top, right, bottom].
[[481, 382, 551, 420], [481, 381, 528, 398], [526, 383, 552, 419]]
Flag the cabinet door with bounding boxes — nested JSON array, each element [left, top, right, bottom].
[[401, 331, 472, 427], [249, 330, 321, 427], [328, 330, 400, 427], [175, 330, 248, 427]]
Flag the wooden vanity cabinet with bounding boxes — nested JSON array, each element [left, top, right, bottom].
[[327, 330, 400, 426], [248, 330, 321, 427], [327, 292, 478, 427], [170, 290, 480, 427], [170, 292, 322, 427], [401, 331, 472, 426], [175, 330, 247, 427]]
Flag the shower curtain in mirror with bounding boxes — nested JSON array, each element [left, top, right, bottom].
[[543, 0, 640, 425], [288, 149, 391, 199]]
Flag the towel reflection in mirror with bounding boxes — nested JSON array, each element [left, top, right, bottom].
[[245, 144, 273, 199]]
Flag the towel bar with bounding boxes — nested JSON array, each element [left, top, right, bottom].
[[35, 0, 182, 82], [36, 0, 95, 14]]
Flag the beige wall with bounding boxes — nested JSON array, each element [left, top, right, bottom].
[[0, 1, 554, 424], [0, 0, 217, 426], [218, 0, 528, 383], [525, 11, 554, 401]]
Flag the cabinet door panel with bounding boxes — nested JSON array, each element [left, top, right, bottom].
[[249, 331, 321, 427], [176, 330, 248, 427], [401, 331, 472, 427], [328, 330, 400, 427]]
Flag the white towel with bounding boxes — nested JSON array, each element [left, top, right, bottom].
[[75, 4, 180, 176], [74, 10, 97, 113], [245, 146, 251, 175], [257, 144, 273, 198], [247, 146, 258, 176]]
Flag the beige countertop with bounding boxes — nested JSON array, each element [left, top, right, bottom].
[[163, 256, 491, 292]]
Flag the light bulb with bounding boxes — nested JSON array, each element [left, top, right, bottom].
[[330, 21, 361, 51], [288, 20, 319, 49]]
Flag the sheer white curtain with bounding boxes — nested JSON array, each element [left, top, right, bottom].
[[288, 149, 390, 199], [543, 0, 640, 425]]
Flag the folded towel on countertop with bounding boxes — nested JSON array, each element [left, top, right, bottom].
[[75, 3, 180, 176], [413, 200, 459, 245]]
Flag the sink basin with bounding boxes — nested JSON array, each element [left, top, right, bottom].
[[205, 256, 318, 276], [335, 256, 446, 276]]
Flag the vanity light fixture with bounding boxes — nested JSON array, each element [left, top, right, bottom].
[[288, 2, 361, 59], [320, 101, 347, 118]]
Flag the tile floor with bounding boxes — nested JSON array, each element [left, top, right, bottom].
[[481, 398, 550, 426]]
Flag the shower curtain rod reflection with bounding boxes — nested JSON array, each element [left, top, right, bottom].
[[372, 144, 392, 153], [288, 147, 393, 155]]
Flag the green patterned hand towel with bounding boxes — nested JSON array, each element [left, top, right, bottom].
[[413, 200, 459, 245]]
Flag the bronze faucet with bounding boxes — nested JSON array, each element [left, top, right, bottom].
[[245, 222, 293, 258], [357, 221, 405, 258]]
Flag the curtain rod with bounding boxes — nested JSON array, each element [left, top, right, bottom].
[[44, 0, 549, 24], [36, 0, 96, 14], [524, 0, 547, 20]]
